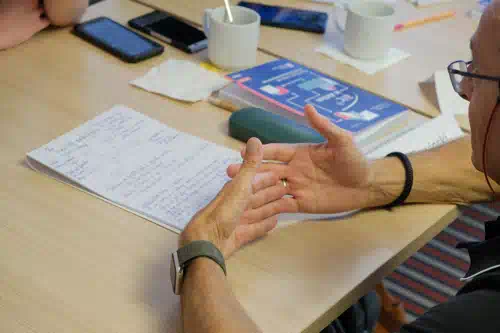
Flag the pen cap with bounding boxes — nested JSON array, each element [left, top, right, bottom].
[[229, 107, 325, 144]]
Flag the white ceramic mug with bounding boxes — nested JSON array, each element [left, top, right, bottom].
[[343, 2, 395, 60], [203, 6, 260, 70]]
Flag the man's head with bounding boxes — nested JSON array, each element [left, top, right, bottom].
[[462, 0, 500, 184]]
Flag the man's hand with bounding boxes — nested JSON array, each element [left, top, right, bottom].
[[228, 105, 376, 214], [181, 138, 286, 259], [0, 0, 50, 50]]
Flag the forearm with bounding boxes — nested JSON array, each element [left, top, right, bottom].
[[366, 136, 498, 207], [43, 0, 88, 26], [181, 258, 261, 333]]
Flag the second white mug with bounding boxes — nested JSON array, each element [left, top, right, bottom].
[[343, 2, 395, 60], [203, 6, 261, 70]]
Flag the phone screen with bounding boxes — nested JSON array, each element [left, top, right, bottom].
[[79, 18, 157, 57], [149, 17, 206, 46], [238, 2, 327, 32]]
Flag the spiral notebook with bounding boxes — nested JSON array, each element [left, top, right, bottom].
[[26, 105, 240, 233]]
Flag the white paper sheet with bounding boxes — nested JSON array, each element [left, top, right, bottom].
[[278, 211, 359, 224], [27, 106, 240, 232], [367, 114, 464, 159], [130, 59, 229, 102], [435, 70, 469, 115], [316, 43, 411, 75]]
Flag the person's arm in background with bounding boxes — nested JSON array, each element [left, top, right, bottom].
[[227, 106, 497, 215], [44, 0, 88, 26]]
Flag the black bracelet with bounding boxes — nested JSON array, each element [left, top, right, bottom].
[[382, 152, 413, 210]]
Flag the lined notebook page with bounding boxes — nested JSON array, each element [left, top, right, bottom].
[[27, 105, 240, 232]]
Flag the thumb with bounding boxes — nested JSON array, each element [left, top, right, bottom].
[[225, 137, 263, 208], [305, 104, 352, 146]]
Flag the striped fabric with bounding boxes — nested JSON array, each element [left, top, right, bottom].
[[384, 203, 500, 322]]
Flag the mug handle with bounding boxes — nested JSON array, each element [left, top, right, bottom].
[[203, 9, 213, 37], [335, 5, 347, 33]]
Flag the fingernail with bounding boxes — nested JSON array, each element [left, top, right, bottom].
[[246, 138, 258, 154]]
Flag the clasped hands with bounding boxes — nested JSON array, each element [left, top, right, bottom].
[[0, 0, 53, 50]]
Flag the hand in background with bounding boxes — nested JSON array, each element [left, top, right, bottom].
[[227, 105, 373, 214], [181, 138, 286, 259], [0, 0, 50, 50]]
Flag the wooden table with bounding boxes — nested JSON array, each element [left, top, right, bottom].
[[0, 1, 458, 332], [135, 0, 476, 130]]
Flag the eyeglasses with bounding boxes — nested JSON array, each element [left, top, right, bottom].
[[447, 60, 500, 101]]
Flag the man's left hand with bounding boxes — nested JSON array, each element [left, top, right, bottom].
[[180, 138, 287, 259]]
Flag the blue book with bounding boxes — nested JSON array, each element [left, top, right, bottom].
[[226, 59, 408, 134]]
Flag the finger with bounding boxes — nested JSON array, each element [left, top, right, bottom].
[[243, 197, 299, 223], [305, 104, 352, 146], [252, 172, 279, 193], [235, 216, 278, 247], [249, 184, 288, 210], [220, 138, 263, 214], [227, 162, 289, 179], [242, 143, 297, 163]]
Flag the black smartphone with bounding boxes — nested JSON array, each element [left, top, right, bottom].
[[238, 2, 328, 33], [129, 11, 208, 54], [73, 17, 164, 63]]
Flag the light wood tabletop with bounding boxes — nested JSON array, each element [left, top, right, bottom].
[[134, 0, 476, 130], [0, 0, 458, 332]]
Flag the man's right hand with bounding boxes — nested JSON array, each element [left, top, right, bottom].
[[0, 0, 50, 50], [227, 105, 392, 214]]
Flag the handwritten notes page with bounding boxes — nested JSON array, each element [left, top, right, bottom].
[[27, 106, 240, 232]]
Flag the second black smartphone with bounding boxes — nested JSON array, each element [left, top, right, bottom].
[[238, 1, 328, 34], [129, 11, 208, 54]]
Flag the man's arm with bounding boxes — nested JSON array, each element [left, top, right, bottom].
[[179, 138, 283, 333], [229, 108, 497, 214], [367, 136, 499, 207], [182, 259, 261, 333], [43, 0, 88, 26]]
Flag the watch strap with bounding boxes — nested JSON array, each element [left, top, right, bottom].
[[177, 240, 227, 275]]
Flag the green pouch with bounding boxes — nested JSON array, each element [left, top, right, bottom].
[[229, 107, 325, 144]]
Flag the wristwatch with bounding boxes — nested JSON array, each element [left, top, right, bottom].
[[170, 240, 226, 295]]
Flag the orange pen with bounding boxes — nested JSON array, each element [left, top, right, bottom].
[[394, 11, 456, 31]]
